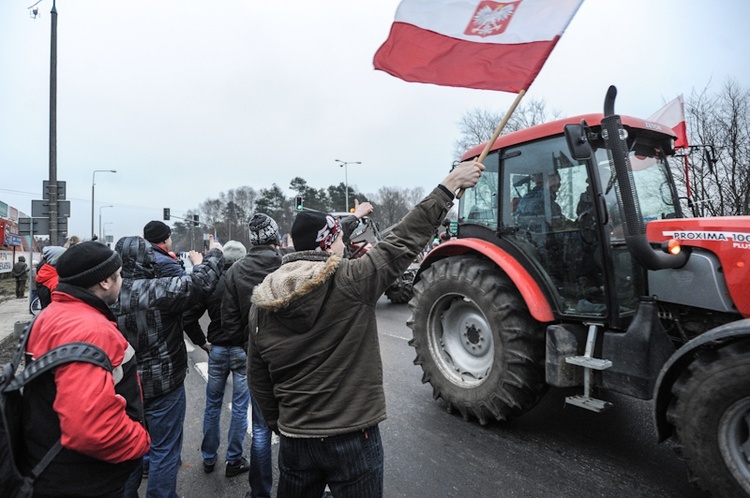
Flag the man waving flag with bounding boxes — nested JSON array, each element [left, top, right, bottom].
[[374, 0, 584, 93]]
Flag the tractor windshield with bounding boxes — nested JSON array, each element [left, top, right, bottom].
[[597, 147, 680, 243]]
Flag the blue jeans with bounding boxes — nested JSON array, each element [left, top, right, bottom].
[[277, 425, 383, 498], [247, 394, 273, 498], [123, 458, 143, 498], [144, 385, 186, 498], [202, 345, 250, 464]]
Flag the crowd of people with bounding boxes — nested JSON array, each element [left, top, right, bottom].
[[13, 160, 484, 498]]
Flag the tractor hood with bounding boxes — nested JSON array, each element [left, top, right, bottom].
[[647, 216, 750, 317]]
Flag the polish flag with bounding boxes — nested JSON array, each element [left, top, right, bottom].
[[648, 95, 689, 149], [374, 0, 584, 93]]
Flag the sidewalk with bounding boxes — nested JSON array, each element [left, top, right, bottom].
[[0, 297, 33, 350]]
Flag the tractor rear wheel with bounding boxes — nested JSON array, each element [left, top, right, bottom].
[[668, 340, 750, 497], [385, 273, 414, 304], [407, 256, 547, 424]]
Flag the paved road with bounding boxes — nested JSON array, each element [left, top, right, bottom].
[[175, 298, 708, 498], [373, 301, 707, 498]]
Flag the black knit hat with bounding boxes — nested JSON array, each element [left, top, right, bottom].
[[143, 220, 171, 243], [249, 213, 279, 246], [57, 241, 123, 289], [291, 211, 341, 251]]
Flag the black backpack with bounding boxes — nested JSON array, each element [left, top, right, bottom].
[[0, 317, 112, 498]]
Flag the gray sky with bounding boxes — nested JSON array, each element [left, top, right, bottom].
[[2, 0, 749, 244]]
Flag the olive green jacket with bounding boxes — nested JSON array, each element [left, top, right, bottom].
[[248, 186, 454, 436]]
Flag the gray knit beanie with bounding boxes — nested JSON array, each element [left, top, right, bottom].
[[222, 240, 247, 265]]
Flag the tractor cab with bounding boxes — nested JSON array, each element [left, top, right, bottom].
[[457, 114, 680, 325]]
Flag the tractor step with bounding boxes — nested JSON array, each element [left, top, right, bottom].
[[563, 323, 614, 413], [565, 356, 612, 370], [565, 394, 613, 413]]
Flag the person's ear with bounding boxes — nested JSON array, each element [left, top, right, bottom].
[[99, 276, 114, 291]]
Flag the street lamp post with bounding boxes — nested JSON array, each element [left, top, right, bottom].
[[334, 159, 361, 212], [91, 169, 116, 239], [99, 205, 113, 241]]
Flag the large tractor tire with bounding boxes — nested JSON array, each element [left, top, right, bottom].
[[667, 340, 750, 497], [407, 255, 547, 424]]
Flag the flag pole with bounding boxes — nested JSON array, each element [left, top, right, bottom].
[[456, 89, 526, 199]]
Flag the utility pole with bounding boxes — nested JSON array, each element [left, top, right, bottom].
[[48, 0, 59, 244]]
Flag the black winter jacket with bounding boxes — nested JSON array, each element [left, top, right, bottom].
[[221, 244, 286, 347], [114, 236, 223, 399], [183, 262, 229, 347]]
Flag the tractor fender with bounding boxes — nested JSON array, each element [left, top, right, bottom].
[[418, 239, 555, 323], [653, 317, 750, 442]]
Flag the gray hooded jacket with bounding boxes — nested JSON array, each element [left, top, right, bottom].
[[249, 186, 454, 437], [114, 236, 223, 399]]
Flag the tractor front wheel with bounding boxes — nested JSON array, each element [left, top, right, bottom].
[[407, 256, 547, 424], [668, 340, 750, 497]]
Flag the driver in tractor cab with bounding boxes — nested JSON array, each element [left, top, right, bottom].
[[513, 170, 570, 269], [514, 171, 565, 227]]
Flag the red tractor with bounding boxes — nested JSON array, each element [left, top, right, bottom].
[[408, 87, 750, 496]]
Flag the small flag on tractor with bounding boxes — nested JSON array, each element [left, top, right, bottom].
[[648, 95, 689, 150]]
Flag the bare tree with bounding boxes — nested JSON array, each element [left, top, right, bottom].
[[454, 99, 561, 159], [672, 79, 750, 216], [234, 186, 258, 221], [404, 186, 425, 210], [200, 198, 224, 238], [371, 186, 411, 230]]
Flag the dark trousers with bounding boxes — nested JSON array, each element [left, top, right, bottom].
[[277, 425, 383, 498], [15, 278, 26, 298]]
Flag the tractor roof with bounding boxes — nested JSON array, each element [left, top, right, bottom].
[[461, 113, 678, 160]]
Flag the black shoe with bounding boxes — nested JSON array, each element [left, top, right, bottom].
[[225, 457, 250, 477], [203, 460, 216, 474]]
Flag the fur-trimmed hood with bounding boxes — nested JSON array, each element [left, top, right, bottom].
[[251, 250, 340, 331]]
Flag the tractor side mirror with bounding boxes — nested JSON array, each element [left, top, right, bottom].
[[564, 122, 594, 161]]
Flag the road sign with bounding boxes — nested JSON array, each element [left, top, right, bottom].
[[19, 217, 48, 235], [6, 235, 21, 247], [18, 217, 68, 236], [42, 180, 67, 200], [31, 199, 71, 217]]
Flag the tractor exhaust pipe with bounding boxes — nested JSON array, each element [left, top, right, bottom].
[[601, 86, 688, 270]]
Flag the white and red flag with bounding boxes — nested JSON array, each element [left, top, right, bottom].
[[648, 95, 689, 149], [374, 0, 584, 93]]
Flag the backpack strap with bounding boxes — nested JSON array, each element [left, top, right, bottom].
[[5, 342, 112, 392], [28, 440, 63, 480], [2, 336, 113, 487]]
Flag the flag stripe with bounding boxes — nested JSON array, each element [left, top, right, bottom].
[[394, 0, 583, 44], [374, 22, 560, 92]]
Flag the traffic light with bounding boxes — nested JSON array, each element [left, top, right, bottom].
[[295, 196, 303, 211], [193, 214, 199, 227], [163, 208, 170, 221]]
